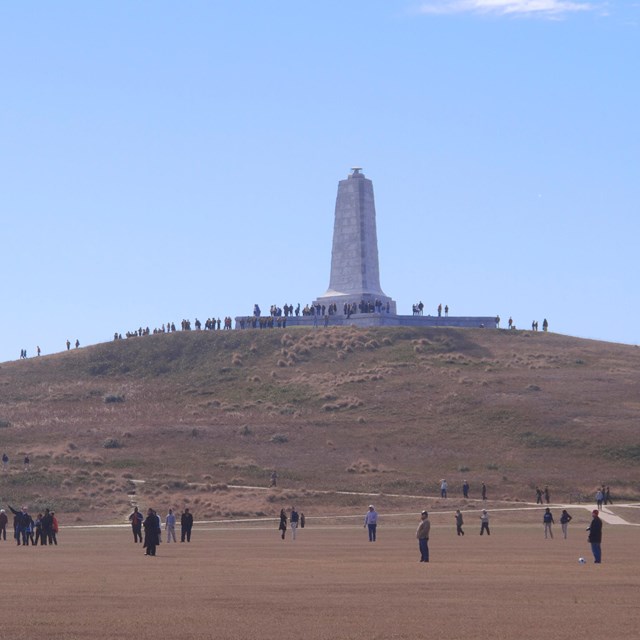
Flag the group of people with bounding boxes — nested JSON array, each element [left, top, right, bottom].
[[535, 485, 552, 504], [440, 479, 487, 501], [128, 506, 194, 556], [114, 316, 234, 342], [542, 507, 574, 539], [0, 506, 59, 546], [595, 486, 612, 509], [2, 453, 30, 471], [278, 507, 305, 540]]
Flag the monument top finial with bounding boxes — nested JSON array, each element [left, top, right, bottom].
[[350, 167, 362, 175]]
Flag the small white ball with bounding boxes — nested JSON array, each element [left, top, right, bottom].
[[578, 557, 586, 564]]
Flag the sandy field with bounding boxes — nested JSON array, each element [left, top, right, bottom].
[[1, 508, 638, 640]]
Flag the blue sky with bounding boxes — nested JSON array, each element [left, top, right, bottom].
[[1, 1, 638, 363]]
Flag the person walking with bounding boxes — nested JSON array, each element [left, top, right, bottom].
[[290, 507, 299, 541], [535, 487, 543, 504], [180, 508, 193, 542], [129, 506, 143, 543], [560, 509, 572, 539], [165, 509, 176, 543], [440, 479, 448, 498], [416, 510, 430, 562], [279, 508, 287, 540], [587, 509, 603, 563], [364, 505, 378, 542], [544, 486, 551, 504], [480, 509, 490, 535], [455, 510, 464, 536], [481, 483, 487, 501], [462, 480, 469, 499], [543, 508, 554, 539]]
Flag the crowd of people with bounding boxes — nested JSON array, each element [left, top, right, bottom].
[[0, 506, 59, 546], [128, 506, 194, 556]]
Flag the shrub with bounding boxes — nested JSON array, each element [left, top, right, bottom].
[[0, 419, 10, 428], [104, 394, 125, 404], [270, 434, 288, 444], [103, 438, 122, 449]]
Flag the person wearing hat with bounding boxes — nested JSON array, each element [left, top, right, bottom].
[[364, 505, 378, 542], [587, 510, 603, 563], [416, 511, 430, 562]]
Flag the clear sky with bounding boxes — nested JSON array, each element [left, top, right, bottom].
[[1, 1, 638, 363]]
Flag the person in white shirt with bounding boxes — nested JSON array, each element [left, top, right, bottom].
[[165, 509, 176, 543]]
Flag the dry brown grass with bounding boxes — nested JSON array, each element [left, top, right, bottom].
[[1, 511, 638, 640], [1, 327, 639, 524]]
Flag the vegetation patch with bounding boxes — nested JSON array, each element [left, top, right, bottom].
[[104, 394, 125, 403], [518, 432, 572, 449], [602, 445, 640, 461]]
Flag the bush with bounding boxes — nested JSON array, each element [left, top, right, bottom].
[[0, 419, 10, 428], [270, 434, 288, 444], [104, 394, 125, 404], [103, 438, 122, 449]]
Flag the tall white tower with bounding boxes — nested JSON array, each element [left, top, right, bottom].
[[315, 168, 396, 313]]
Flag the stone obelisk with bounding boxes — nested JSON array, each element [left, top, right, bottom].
[[315, 168, 396, 314]]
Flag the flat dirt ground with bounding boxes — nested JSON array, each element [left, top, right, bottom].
[[2, 514, 639, 640]]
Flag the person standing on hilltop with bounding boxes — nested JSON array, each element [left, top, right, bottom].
[[364, 505, 378, 542], [587, 509, 603, 563], [544, 485, 551, 504], [440, 479, 448, 498], [535, 487, 543, 504], [481, 483, 487, 501], [181, 508, 193, 543], [416, 510, 430, 562], [462, 480, 469, 499]]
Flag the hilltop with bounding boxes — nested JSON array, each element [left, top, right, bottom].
[[1, 326, 639, 524]]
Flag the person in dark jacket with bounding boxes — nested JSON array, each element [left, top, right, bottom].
[[279, 509, 287, 540], [41, 509, 54, 545], [180, 508, 193, 543], [8, 505, 30, 546], [587, 509, 603, 563], [128, 506, 143, 543], [0, 509, 7, 540], [143, 508, 160, 556]]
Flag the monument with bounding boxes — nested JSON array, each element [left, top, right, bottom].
[[235, 167, 496, 330], [313, 168, 396, 315]]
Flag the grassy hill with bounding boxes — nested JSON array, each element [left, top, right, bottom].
[[1, 326, 639, 524]]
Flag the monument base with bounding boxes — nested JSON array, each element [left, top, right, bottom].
[[234, 314, 497, 330]]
